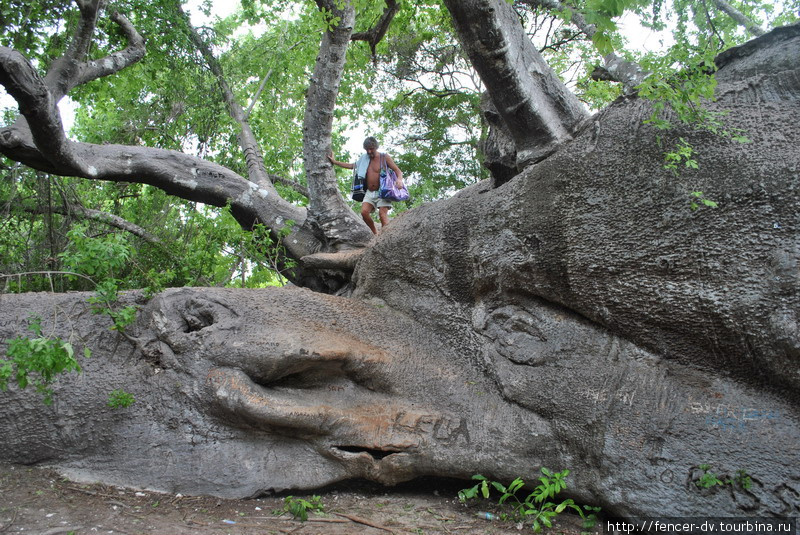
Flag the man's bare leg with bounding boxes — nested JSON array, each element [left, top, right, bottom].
[[361, 202, 378, 234], [378, 206, 390, 229]]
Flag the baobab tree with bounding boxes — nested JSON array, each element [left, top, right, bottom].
[[1, 0, 798, 522]]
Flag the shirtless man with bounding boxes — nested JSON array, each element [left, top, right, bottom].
[[328, 136, 404, 234]]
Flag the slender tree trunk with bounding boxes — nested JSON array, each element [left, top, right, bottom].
[[303, 1, 374, 251]]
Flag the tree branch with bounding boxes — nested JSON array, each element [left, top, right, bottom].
[[0, 52, 314, 262], [42, 3, 145, 103], [710, 0, 765, 36], [0, 47, 86, 174], [443, 0, 589, 168], [302, 0, 374, 249], [177, 5, 278, 196], [244, 36, 304, 120], [268, 174, 309, 198], [515, 0, 649, 93], [351, 0, 400, 55], [71, 12, 147, 90], [4, 197, 175, 252]]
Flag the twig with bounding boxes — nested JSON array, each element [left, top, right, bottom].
[[0, 271, 96, 285], [333, 512, 396, 534], [65, 485, 120, 500], [0, 508, 17, 533]]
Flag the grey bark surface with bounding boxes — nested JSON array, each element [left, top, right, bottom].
[[303, 1, 375, 251], [1, 25, 798, 522]]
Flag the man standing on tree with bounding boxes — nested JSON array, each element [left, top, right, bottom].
[[328, 136, 404, 235]]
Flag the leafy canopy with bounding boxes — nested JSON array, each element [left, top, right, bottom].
[[1, 0, 796, 291]]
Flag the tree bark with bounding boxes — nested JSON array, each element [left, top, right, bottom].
[[302, 0, 374, 251], [442, 0, 589, 168], [0, 23, 798, 523]]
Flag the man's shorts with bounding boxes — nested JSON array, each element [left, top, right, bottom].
[[363, 189, 392, 209]]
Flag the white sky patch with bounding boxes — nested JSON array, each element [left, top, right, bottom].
[[618, 12, 676, 53], [184, 0, 241, 26]]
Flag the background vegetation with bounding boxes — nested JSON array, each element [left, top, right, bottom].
[[2, 0, 796, 292]]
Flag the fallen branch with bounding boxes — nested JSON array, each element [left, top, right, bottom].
[[334, 512, 396, 534], [0, 508, 16, 533]]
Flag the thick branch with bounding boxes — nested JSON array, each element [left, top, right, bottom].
[[300, 249, 366, 271], [443, 0, 589, 168], [516, 0, 648, 93], [351, 0, 400, 55], [71, 12, 147, 90], [711, 0, 766, 36], [0, 47, 85, 173], [177, 5, 278, 196], [0, 108, 318, 259], [43, 4, 145, 103]]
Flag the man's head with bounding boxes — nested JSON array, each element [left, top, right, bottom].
[[363, 136, 379, 159]]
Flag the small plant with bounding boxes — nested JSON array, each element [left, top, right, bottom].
[[730, 469, 753, 490], [276, 495, 325, 522], [664, 137, 699, 174], [694, 464, 752, 490], [689, 191, 719, 211], [0, 315, 87, 405], [60, 224, 139, 332], [86, 279, 139, 332], [695, 464, 724, 488], [458, 467, 600, 532], [107, 389, 135, 409]]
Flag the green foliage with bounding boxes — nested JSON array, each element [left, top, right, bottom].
[[58, 223, 139, 331], [458, 468, 600, 532], [689, 191, 718, 211], [107, 388, 135, 409], [276, 495, 325, 522], [0, 315, 86, 405], [695, 464, 724, 488], [694, 464, 753, 490], [731, 469, 753, 490], [663, 137, 698, 174], [59, 223, 130, 281]]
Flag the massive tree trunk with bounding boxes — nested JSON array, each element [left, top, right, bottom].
[[1, 25, 798, 521]]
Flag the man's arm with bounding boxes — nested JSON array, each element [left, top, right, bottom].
[[385, 154, 404, 187], [328, 152, 354, 170]]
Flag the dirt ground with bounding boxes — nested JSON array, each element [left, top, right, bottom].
[[0, 463, 602, 535]]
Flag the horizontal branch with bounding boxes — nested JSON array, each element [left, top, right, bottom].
[[8, 199, 165, 247]]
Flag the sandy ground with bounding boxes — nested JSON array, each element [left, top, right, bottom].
[[0, 462, 602, 535]]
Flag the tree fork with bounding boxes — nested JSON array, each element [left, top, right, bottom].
[[443, 0, 589, 169]]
